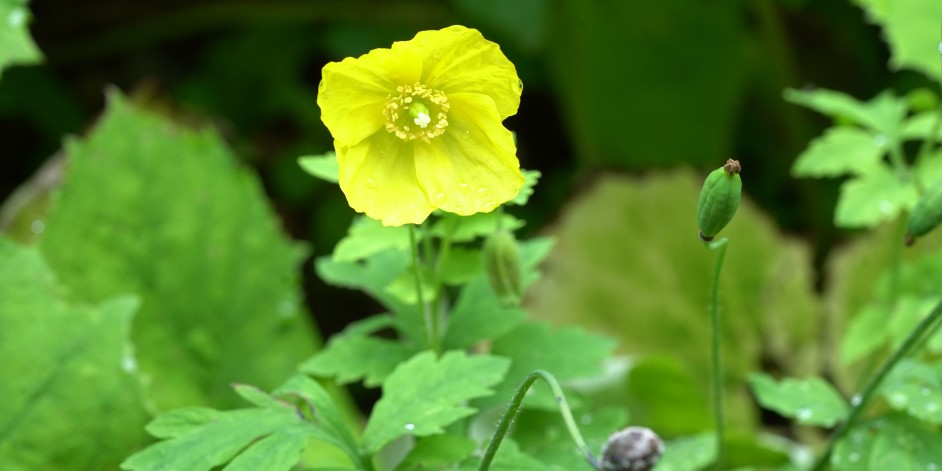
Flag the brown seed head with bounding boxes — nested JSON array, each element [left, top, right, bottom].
[[723, 159, 742, 175]]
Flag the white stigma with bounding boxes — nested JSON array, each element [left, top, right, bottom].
[[414, 112, 431, 129]]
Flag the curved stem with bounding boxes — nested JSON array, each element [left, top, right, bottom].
[[705, 237, 729, 470], [810, 299, 942, 471], [478, 370, 597, 471], [408, 224, 439, 355]]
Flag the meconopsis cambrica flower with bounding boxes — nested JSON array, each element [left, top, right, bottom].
[[599, 427, 664, 471], [316, 25, 525, 226]]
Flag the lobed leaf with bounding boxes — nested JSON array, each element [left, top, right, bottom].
[[880, 359, 942, 425], [853, 0, 942, 83], [791, 126, 885, 178], [748, 373, 849, 427], [298, 152, 340, 183], [834, 163, 918, 228], [832, 414, 942, 470], [0, 0, 41, 76]]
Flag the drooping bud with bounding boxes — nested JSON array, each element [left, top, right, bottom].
[[483, 229, 523, 306], [906, 180, 942, 246], [599, 427, 664, 471], [697, 159, 742, 241]]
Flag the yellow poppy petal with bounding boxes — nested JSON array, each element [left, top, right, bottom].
[[414, 92, 524, 215], [336, 132, 435, 226], [398, 25, 522, 120], [318, 47, 422, 147]]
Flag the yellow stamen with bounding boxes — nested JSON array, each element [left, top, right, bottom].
[[384, 83, 449, 142]]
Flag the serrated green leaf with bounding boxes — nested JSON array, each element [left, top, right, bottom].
[[901, 111, 941, 141], [383, 267, 436, 306], [748, 373, 848, 427], [233, 383, 289, 410], [853, 0, 942, 83], [791, 127, 885, 177], [145, 407, 224, 439], [273, 374, 360, 464], [333, 216, 410, 262], [880, 359, 942, 424], [222, 425, 314, 471], [509, 169, 541, 206], [362, 351, 510, 453], [0, 238, 150, 471], [785, 89, 908, 137], [835, 163, 918, 228], [513, 406, 628, 471], [301, 334, 418, 387], [458, 439, 547, 471], [395, 434, 477, 471], [482, 322, 615, 409], [429, 211, 525, 242], [298, 152, 339, 183], [38, 90, 318, 409], [0, 0, 41, 76], [654, 433, 716, 471], [443, 277, 527, 350], [833, 414, 942, 470], [915, 149, 942, 189], [122, 408, 305, 471], [840, 304, 889, 365], [438, 246, 483, 286]]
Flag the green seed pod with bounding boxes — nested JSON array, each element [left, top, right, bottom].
[[697, 159, 742, 241], [906, 180, 942, 246], [483, 229, 523, 307]]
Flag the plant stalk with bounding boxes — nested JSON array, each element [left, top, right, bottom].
[[478, 370, 597, 471], [705, 237, 729, 470], [810, 298, 942, 471], [408, 224, 439, 355]]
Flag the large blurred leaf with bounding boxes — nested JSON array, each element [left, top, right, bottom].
[[526, 170, 822, 428], [0, 0, 41, 76], [832, 414, 942, 470], [39, 90, 318, 410], [547, 1, 747, 167], [748, 373, 849, 427], [0, 238, 149, 470], [853, 0, 942, 83]]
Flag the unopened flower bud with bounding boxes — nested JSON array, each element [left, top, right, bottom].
[[483, 229, 522, 306], [599, 427, 664, 471], [697, 159, 742, 241], [906, 180, 942, 246]]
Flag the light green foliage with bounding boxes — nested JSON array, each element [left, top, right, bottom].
[[835, 163, 918, 227], [832, 414, 942, 470], [853, 0, 942, 83], [0, 0, 41, 76], [748, 373, 849, 427], [654, 433, 716, 471], [0, 238, 150, 470], [38, 91, 318, 409], [880, 359, 942, 425], [791, 127, 885, 177], [624, 356, 712, 437], [512, 406, 629, 470], [395, 434, 477, 471], [510, 170, 541, 206], [526, 170, 821, 429], [362, 351, 510, 453], [122, 375, 359, 471], [429, 211, 524, 242], [333, 216, 411, 262], [457, 439, 546, 471], [442, 276, 527, 349], [298, 151, 340, 183]]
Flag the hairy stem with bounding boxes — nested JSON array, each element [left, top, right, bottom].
[[479, 370, 597, 471], [705, 237, 729, 470], [811, 299, 942, 471], [408, 224, 439, 355]]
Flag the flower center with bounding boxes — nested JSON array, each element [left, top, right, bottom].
[[384, 83, 449, 142]]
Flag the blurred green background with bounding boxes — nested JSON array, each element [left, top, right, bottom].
[[2, 0, 940, 464]]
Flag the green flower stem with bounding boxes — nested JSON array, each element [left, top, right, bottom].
[[408, 224, 439, 355], [888, 143, 909, 182], [704, 237, 729, 471], [478, 370, 597, 471], [810, 298, 942, 471]]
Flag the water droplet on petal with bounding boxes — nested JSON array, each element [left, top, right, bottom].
[[404, 423, 415, 431], [455, 206, 466, 213], [458, 183, 469, 193], [366, 178, 378, 188], [463, 130, 472, 140], [432, 192, 444, 204], [477, 187, 488, 197], [481, 201, 497, 212]]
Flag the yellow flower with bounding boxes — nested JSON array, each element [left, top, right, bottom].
[[317, 25, 525, 226]]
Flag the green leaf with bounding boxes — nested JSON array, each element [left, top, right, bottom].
[[298, 152, 339, 183], [38, 90, 318, 409], [0, 238, 150, 470], [221, 425, 314, 471], [395, 434, 477, 471], [482, 321, 615, 408], [361, 351, 510, 453], [429, 211, 525, 242], [442, 277, 527, 350], [915, 149, 942, 189], [526, 170, 823, 428], [458, 439, 547, 471], [233, 383, 289, 410], [0, 0, 41, 76], [513, 406, 628, 471], [835, 163, 918, 228], [840, 304, 889, 365], [145, 407, 224, 439], [785, 89, 908, 137], [273, 374, 360, 464], [853, 0, 942, 83], [333, 216, 410, 262], [438, 246, 483, 286], [880, 359, 942, 424], [509, 169, 542, 206], [654, 433, 716, 471], [887, 296, 941, 350], [791, 127, 885, 177], [832, 414, 942, 470], [748, 373, 849, 427], [301, 334, 418, 387], [625, 356, 712, 437]]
